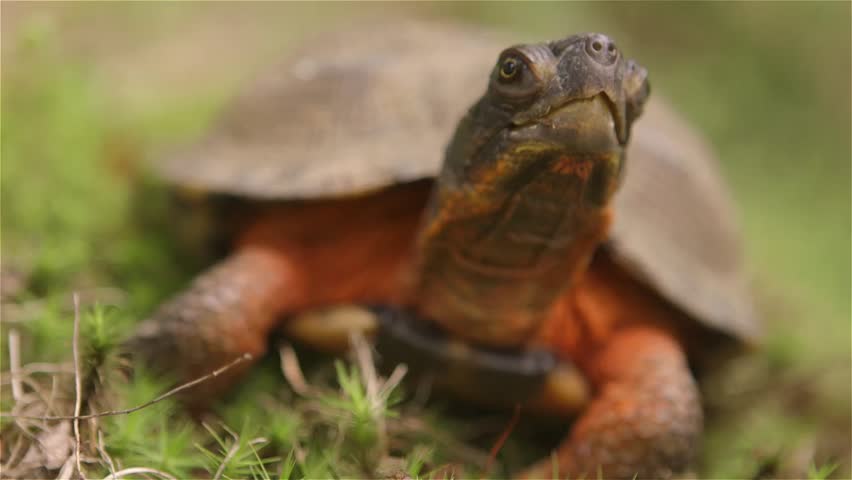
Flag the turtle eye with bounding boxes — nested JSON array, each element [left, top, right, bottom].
[[492, 52, 541, 99], [499, 57, 521, 80]]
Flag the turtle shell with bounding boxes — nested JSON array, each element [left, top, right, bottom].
[[610, 98, 761, 344], [159, 21, 502, 199], [157, 22, 760, 346]]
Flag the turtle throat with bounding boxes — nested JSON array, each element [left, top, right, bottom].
[[407, 151, 620, 347]]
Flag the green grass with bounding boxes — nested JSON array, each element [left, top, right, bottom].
[[2, 3, 849, 479]]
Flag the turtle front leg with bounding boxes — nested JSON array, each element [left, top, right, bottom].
[[123, 246, 304, 399], [519, 326, 702, 479]]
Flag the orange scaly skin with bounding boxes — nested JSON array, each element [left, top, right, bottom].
[[131, 183, 700, 478], [127, 183, 427, 397], [527, 257, 702, 479], [236, 182, 429, 310], [124, 246, 296, 399]]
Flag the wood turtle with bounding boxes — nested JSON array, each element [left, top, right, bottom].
[[126, 22, 760, 479]]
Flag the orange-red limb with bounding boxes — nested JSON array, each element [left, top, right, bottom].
[[124, 183, 428, 397]]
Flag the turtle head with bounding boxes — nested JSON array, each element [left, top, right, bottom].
[[490, 32, 649, 145], [440, 33, 650, 213]]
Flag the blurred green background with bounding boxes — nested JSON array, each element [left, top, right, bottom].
[[2, 2, 849, 478]]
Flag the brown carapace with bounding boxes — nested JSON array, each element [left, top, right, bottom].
[[128, 23, 759, 479]]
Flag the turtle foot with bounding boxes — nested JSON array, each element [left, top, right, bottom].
[[517, 326, 702, 479]]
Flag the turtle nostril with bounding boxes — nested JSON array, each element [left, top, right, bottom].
[[585, 34, 618, 65]]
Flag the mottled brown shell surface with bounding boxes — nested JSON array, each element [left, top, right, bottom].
[[159, 21, 503, 199], [157, 22, 760, 346], [610, 99, 761, 344]]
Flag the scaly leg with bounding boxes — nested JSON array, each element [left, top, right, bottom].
[[519, 326, 702, 479], [123, 246, 303, 399]]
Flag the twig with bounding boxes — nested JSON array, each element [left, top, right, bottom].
[[1, 353, 253, 420], [73, 292, 86, 479], [100, 467, 178, 480], [8, 329, 23, 399]]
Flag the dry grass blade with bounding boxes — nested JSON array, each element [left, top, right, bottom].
[[46, 375, 61, 418], [352, 332, 381, 412], [99, 467, 178, 480], [0, 362, 75, 384], [378, 364, 408, 402], [1, 435, 27, 472], [211, 423, 241, 480], [3, 327, 50, 474], [278, 343, 312, 396], [2, 383, 72, 476], [97, 430, 117, 480], [9, 329, 24, 399], [72, 292, 86, 479], [57, 455, 76, 480], [349, 331, 408, 463]]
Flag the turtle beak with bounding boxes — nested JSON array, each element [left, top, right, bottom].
[[510, 94, 622, 154], [623, 59, 650, 139], [600, 92, 627, 145], [593, 59, 649, 144]]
